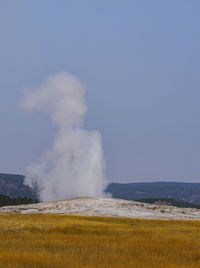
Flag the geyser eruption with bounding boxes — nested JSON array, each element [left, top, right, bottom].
[[20, 72, 107, 202]]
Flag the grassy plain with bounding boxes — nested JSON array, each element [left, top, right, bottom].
[[0, 214, 200, 268]]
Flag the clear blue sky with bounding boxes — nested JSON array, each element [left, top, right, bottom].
[[0, 0, 200, 182]]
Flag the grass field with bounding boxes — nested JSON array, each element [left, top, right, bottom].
[[0, 214, 200, 267]]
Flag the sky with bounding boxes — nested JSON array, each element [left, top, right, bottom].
[[0, 0, 200, 183]]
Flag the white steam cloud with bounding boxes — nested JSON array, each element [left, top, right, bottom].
[[20, 72, 107, 202]]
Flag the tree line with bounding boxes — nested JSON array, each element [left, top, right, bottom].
[[0, 194, 38, 207]]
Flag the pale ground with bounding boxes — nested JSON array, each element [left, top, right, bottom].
[[0, 197, 200, 219]]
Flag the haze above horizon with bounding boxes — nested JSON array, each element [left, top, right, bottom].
[[0, 1, 200, 183]]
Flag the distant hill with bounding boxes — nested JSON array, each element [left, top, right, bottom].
[[106, 182, 200, 205], [1, 173, 200, 205], [0, 173, 37, 199]]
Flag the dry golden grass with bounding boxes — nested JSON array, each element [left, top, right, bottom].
[[0, 214, 200, 268]]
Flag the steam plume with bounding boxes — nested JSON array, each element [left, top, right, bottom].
[[20, 72, 107, 202]]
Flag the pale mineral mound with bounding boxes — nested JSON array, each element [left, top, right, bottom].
[[0, 197, 200, 219]]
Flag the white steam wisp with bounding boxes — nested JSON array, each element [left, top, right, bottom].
[[20, 72, 107, 202]]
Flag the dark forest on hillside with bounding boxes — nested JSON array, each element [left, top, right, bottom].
[[0, 194, 38, 207], [1, 173, 200, 207]]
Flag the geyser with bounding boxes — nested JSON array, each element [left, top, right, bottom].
[[20, 72, 107, 202]]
